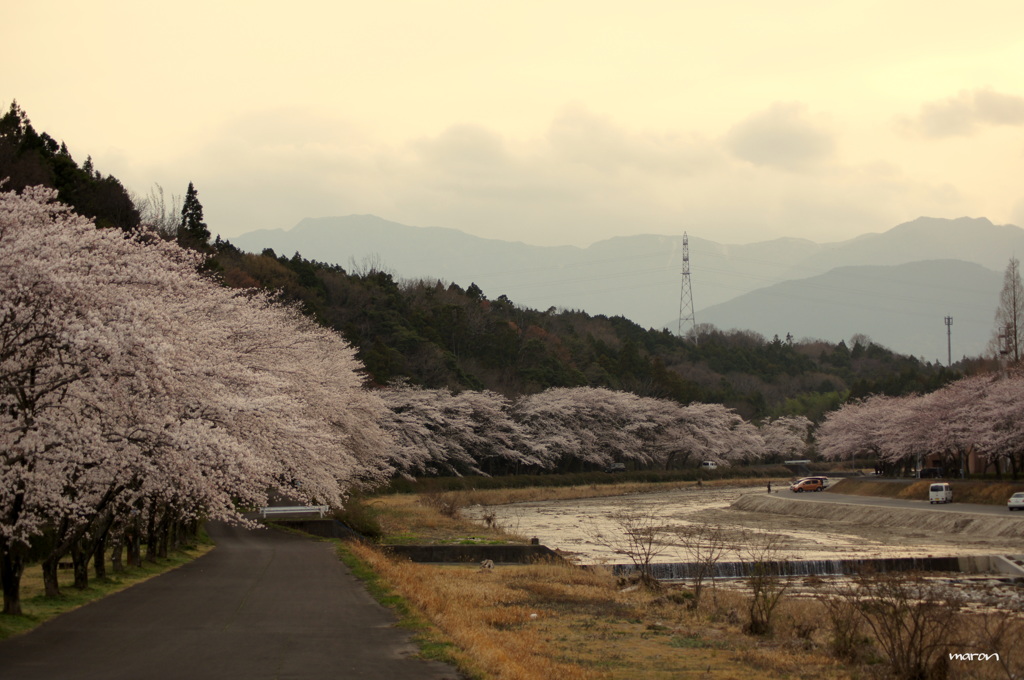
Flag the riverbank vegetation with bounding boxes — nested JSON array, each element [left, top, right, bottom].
[[340, 482, 1023, 679]]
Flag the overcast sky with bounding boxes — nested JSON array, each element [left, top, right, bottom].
[[5, 1, 1024, 247]]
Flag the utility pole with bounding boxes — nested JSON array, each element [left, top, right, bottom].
[[944, 316, 953, 367], [678, 233, 696, 340]]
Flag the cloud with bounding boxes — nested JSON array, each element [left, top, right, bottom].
[[545, 107, 720, 176], [723, 103, 836, 171], [113, 105, 981, 250], [904, 88, 1024, 138]]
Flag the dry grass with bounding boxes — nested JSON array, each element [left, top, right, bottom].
[[350, 480, 1024, 678], [346, 541, 859, 679], [347, 480, 865, 680], [453, 477, 773, 508]]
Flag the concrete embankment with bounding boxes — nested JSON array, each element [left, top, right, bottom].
[[731, 493, 1024, 577], [732, 493, 1024, 540]]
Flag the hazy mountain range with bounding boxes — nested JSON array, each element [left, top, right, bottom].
[[232, 216, 1023, 361]]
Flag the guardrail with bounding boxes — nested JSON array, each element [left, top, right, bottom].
[[260, 505, 329, 518]]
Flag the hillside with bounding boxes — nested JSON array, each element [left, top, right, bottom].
[[213, 244, 965, 421], [232, 214, 1022, 357], [0, 102, 139, 231]]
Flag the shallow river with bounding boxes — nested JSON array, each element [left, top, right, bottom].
[[463, 487, 1024, 566]]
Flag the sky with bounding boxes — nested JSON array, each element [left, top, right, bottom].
[[4, 0, 1024, 248]]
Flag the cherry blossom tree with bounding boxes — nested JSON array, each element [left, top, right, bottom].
[[759, 415, 812, 462], [511, 387, 655, 471], [380, 384, 537, 476], [511, 387, 764, 471], [968, 372, 1024, 477], [1, 187, 392, 612], [817, 395, 907, 472], [674, 402, 766, 466], [817, 373, 1024, 480]]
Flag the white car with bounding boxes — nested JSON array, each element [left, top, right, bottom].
[[1008, 492, 1024, 511]]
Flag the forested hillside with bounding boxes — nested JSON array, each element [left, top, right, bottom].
[[212, 243, 966, 421], [0, 102, 139, 231]]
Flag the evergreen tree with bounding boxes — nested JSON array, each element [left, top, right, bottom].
[[177, 181, 210, 250]]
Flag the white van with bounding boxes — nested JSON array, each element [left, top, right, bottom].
[[929, 483, 953, 504], [700, 461, 718, 470]]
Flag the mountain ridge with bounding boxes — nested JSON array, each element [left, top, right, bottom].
[[230, 215, 1023, 359]]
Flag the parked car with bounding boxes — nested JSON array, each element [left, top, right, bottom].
[[700, 461, 718, 470], [793, 475, 830, 488], [929, 483, 953, 504], [1008, 492, 1024, 511], [605, 462, 626, 473], [790, 478, 825, 492]]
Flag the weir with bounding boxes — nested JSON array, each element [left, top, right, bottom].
[[613, 555, 966, 580]]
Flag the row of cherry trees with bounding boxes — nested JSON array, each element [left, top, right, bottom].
[[380, 384, 811, 477], [1, 186, 812, 616], [1, 188, 393, 614], [817, 371, 1024, 477]]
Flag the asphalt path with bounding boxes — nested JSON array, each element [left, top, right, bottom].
[[0, 523, 461, 680], [783, 488, 1023, 518]]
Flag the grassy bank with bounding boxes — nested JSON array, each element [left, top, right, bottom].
[[341, 536, 853, 680], [830, 477, 1024, 505], [384, 466, 792, 496], [0, 540, 213, 640], [339, 480, 1024, 679]]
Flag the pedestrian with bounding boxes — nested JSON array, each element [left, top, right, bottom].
[[767, 481, 772, 493]]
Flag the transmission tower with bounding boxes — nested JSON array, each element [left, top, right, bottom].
[[677, 233, 696, 339]]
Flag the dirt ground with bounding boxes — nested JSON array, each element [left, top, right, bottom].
[[463, 486, 1024, 565]]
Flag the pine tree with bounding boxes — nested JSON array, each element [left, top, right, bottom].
[[177, 181, 210, 250]]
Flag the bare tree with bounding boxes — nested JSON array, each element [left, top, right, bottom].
[[850, 572, 964, 680], [673, 522, 727, 608], [962, 611, 1024, 680], [133, 183, 181, 239], [590, 508, 669, 589], [991, 257, 1023, 364], [740, 532, 790, 635], [817, 578, 872, 663]]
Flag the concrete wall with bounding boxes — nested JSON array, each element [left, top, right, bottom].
[[383, 544, 564, 564]]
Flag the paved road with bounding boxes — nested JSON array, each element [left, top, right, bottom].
[[783, 489, 1023, 518], [0, 523, 461, 680]]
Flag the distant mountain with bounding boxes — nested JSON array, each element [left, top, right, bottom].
[[790, 217, 1022, 274], [696, 260, 1003, 360], [233, 216, 688, 328], [231, 215, 1023, 359]]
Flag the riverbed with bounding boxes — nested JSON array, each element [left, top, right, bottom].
[[462, 487, 1024, 566]]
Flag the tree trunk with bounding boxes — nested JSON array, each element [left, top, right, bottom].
[[157, 515, 170, 559], [1, 548, 25, 616], [71, 541, 90, 590], [41, 555, 62, 598], [125, 525, 142, 568], [110, 538, 124, 573], [93, 532, 107, 580], [145, 501, 159, 563]]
